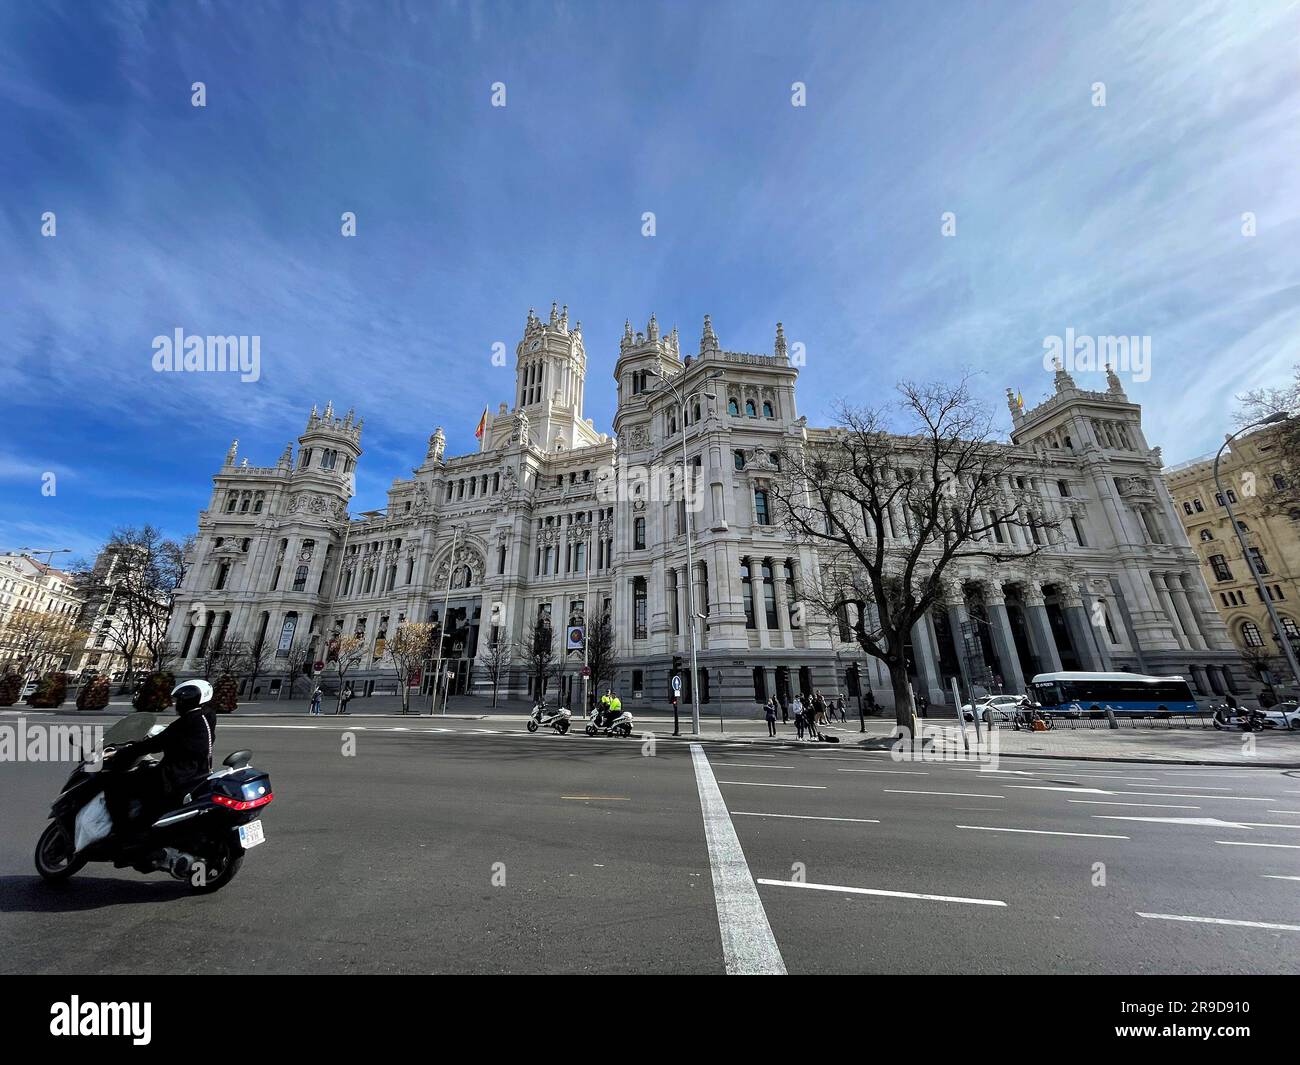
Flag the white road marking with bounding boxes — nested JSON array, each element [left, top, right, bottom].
[[1094, 816, 1254, 829], [1067, 800, 1200, 810], [1263, 875, 1300, 882], [1123, 783, 1233, 791], [957, 825, 1129, 839], [733, 812, 881, 824], [884, 789, 1005, 798], [1233, 822, 1300, 829], [757, 878, 1006, 908], [1110, 791, 1277, 802], [717, 781, 826, 789], [1137, 912, 1300, 932], [714, 762, 796, 770], [1266, 810, 1300, 815], [1216, 840, 1300, 850], [1007, 785, 1114, 794], [836, 768, 929, 775], [689, 745, 786, 976]]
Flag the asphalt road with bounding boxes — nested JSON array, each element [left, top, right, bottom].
[[2, 712, 1299, 974]]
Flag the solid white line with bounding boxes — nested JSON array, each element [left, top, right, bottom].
[[733, 812, 881, 824], [1067, 800, 1200, 810], [884, 789, 1005, 798], [1216, 840, 1300, 849], [1266, 810, 1300, 816], [757, 878, 1006, 908], [1263, 875, 1300, 881], [713, 762, 796, 770], [956, 825, 1129, 840], [1094, 816, 1252, 829], [1137, 912, 1300, 932], [1123, 783, 1233, 791], [689, 745, 786, 976], [1007, 785, 1114, 795], [716, 780, 826, 789]]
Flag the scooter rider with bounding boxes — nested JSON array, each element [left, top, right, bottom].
[[604, 690, 623, 729], [107, 680, 217, 832], [596, 689, 613, 728]]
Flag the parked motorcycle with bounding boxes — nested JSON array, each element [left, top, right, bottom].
[[1211, 703, 1267, 732], [527, 702, 572, 734], [585, 708, 634, 737], [33, 712, 273, 894], [1012, 706, 1055, 732]]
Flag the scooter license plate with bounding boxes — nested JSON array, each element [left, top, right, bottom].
[[238, 820, 265, 849]]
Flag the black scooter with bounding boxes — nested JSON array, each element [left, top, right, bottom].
[[1212, 704, 1267, 732], [33, 714, 274, 894]]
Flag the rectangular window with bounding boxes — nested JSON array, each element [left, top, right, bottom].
[[1209, 554, 1233, 581]]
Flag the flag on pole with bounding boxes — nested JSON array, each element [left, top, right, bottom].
[[474, 406, 489, 440], [1015, 391, 1024, 411]]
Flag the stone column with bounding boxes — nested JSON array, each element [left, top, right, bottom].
[[1151, 572, 1189, 650], [1167, 573, 1206, 650], [910, 615, 942, 705], [1021, 586, 1063, 674], [982, 586, 1026, 694], [943, 592, 976, 697], [1062, 586, 1107, 671]]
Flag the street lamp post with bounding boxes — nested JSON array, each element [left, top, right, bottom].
[[652, 369, 718, 736], [1215, 413, 1300, 693], [20, 547, 72, 568]]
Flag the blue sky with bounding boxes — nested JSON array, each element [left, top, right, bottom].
[[3, 0, 1299, 562]]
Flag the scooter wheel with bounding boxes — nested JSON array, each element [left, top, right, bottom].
[[34, 821, 85, 882], [557, 721, 570, 734], [188, 840, 244, 894], [615, 724, 631, 738], [527, 720, 538, 732], [585, 724, 596, 736]]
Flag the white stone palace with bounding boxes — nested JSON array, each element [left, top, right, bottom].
[[166, 304, 1245, 711]]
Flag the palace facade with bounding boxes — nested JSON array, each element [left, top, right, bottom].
[[166, 305, 1245, 712]]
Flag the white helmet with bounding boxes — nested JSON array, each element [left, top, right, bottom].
[[171, 678, 214, 710]]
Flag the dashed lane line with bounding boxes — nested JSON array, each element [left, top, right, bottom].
[[883, 789, 1005, 799], [1067, 800, 1200, 809], [1215, 840, 1300, 850], [956, 824, 1130, 840], [716, 781, 826, 789], [756, 878, 1006, 908], [733, 812, 881, 824], [690, 745, 786, 976], [1137, 912, 1300, 932]]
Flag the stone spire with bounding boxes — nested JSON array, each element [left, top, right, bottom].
[[775, 322, 787, 360], [549, 301, 559, 325], [700, 314, 719, 356], [1105, 361, 1126, 396], [279, 442, 293, 468], [1006, 388, 1024, 423], [307, 404, 319, 429], [647, 312, 659, 342], [1051, 356, 1076, 393], [427, 426, 446, 462], [225, 439, 238, 466], [559, 304, 569, 331], [324, 400, 335, 421]]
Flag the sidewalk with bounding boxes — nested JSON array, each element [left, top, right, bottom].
[[25, 693, 1300, 767]]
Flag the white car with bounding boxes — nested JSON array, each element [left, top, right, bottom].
[[1258, 703, 1300, 730], [960, 694, 1027, 724]]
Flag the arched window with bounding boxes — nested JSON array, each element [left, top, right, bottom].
[[728, 398, 740, 416], [1283, 617, 1300, 640], [745, 399, 757, 417], [734, 450, 746, 471], [1241, 621, 1264, 648], [763, 401, 774, 418], [634, 516, 646, 550], [1199, 529, 1213, 541]]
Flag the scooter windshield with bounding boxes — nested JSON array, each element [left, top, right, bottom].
[[102, 713, 158, 746]]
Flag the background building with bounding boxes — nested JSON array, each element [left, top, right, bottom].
[[166, 307, 1246, 712], [0, 552, 85, 678], [1164, 423, 1300, 694]]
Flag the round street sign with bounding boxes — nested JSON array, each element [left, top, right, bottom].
[[313, 661, 325, 672], [672, 674, 682, 694], [580, 666, 590, 678]]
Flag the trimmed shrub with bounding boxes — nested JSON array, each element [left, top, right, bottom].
[[29, 672, 68, 708], [0, 673, 21, 707], [132, 671, 175, 714], [213, 673, 239, 714], [76, 674, 111, 711]]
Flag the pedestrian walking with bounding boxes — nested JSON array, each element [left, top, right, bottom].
[[792, 695, 805, 739], [337, 685, 353, 715], [309, 686, 322, 716], [836, 695, 846, 722], [764, 698, 777, 737], [917, 693, 929, 719]]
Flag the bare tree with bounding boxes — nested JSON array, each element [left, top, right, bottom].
[[584, 613, 621, 715], [522, 617, 557, 703], [478, 636, 513, 709], [386, 622, 434, 714], [0, 607, 87, 679], [1236, 372, 1300, 514], [772, 378, 1057, 730], [325, 633, 366, 712], [73, 526, 191, 690], [240, 636, 277, 700], [282, 636, 313, 699]]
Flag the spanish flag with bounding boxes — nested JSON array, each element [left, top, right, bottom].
[[474, 406, 489, 440], [1015, 391, 1024, 411]]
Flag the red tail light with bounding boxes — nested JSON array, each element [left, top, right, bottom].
[[213, 792, 274, 811]]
